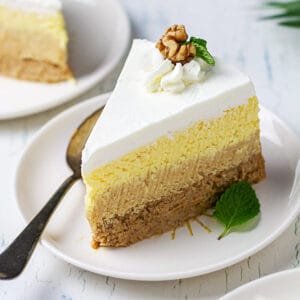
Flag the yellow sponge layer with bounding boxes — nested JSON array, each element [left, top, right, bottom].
[[84, 97, 260, 200], [0, 5, 67, 49]]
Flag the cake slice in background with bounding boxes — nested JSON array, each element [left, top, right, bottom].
[[0, 0, 73, 83], [82, 25, 265, 247]]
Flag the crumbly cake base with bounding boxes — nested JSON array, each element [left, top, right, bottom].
[[0, 55, 72, 83], [89, 135, 265, 247]]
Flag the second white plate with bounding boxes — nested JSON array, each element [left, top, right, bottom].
[[220, 267, 300, 300], [15, 94, 300, 281], [0, 0, 130, 120]]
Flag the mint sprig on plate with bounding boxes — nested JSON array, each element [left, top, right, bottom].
[[183, 36, 215, 66], [213, 181, 260, 240]]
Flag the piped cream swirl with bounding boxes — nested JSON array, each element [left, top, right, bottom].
[[144, 48, 211, 93]]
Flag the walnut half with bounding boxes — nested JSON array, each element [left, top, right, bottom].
[[156, 25, 196, 65]]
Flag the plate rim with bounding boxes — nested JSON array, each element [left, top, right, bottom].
[[0, 0, 130, 120], [14, 94, 300, 281], [219, 267, 300, 299]]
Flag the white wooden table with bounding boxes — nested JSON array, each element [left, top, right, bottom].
[[1, 1, 300, 299]]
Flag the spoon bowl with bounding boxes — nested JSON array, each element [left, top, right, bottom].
[[67, 108, 102, 177]]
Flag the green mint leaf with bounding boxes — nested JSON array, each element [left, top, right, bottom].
[[189, 36, 207, 47], [213, 181, 260, 240], [193, 43, 215, 66], [184, 36, 215, 66]]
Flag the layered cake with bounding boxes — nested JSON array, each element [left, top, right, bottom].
[[82, 25, 265, 247], [0, 0, 72, 82]]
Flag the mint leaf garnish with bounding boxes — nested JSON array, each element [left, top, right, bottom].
[[213, 181, 260, 240], [184, 36, 215, 66], [189, 37, 207, 47]]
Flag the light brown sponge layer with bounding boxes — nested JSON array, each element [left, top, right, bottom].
[[0, 55, 72, 83], [88, 133, 265, 247], [0, 28, 72, 82]]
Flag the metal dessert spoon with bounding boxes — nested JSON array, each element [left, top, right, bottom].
[[0, 108, 103, 280]]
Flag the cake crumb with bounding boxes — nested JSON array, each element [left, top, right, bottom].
[[171, 228, 176, 240], [91, 239, 100, 249], [185, 220, 194, 236], [194, 217, 212, 233]]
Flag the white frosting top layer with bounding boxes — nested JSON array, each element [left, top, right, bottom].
[[82, 39, 255, 174], [0, 0, 62, 14]]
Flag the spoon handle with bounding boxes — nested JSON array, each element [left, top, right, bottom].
[[0, 174, 77, 280]]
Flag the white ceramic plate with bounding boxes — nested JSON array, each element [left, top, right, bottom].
[[220, 267, 300, 300], [15, 94, 300, 281], [0, 0, 130, 120]]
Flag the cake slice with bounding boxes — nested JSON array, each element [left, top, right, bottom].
[[0, 0, 72, 83], [82, 25, 265, 247]]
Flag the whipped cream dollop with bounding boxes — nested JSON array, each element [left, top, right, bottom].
[[144, 49, 211, 93], [0, 0, 62, 14]]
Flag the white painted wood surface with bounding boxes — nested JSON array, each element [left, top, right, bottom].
[[0, 0, 300, 299]]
